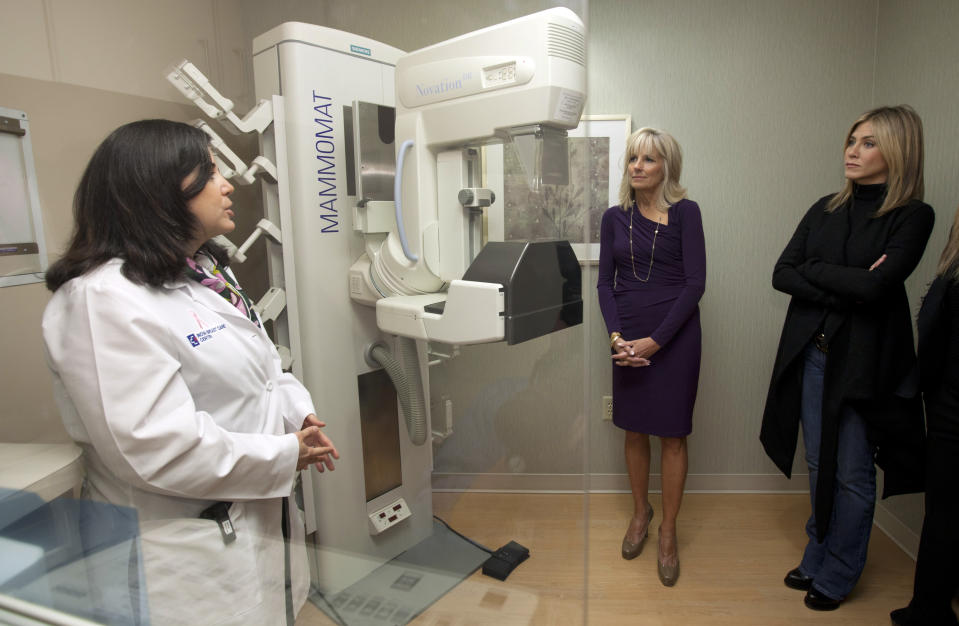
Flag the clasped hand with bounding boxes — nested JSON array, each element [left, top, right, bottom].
[[612, 336, 659, 367], [296, 414, 340, 471]]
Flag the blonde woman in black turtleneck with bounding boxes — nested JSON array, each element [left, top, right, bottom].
[[760, 105, 934, 612]]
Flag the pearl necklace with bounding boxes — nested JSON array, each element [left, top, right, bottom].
[[628, 203, 664, 282]]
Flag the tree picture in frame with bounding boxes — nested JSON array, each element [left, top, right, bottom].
[[503, 115, 631, 262]]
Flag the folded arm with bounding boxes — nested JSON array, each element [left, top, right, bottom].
[[798, 204, 934, 302], [772, 204, 846, 308]]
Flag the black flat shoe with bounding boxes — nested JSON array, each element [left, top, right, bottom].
[[784, 567, 813, 591], [804, 588, 841, 611], [890, 607, 912, 626], [891, 606, 959, 626]]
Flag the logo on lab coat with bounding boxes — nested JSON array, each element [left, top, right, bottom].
[[186, 323, 227, 347]]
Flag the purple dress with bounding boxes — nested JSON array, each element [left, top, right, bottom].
[[597, 199, 706, 436]]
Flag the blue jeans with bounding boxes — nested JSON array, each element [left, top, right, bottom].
[[798, 343, 876, 600]]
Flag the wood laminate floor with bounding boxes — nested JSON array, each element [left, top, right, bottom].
[[297, 492, 918, 625]]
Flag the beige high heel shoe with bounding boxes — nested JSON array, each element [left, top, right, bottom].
[[657, 529, 680, 586], [621, 503, 654, 560]]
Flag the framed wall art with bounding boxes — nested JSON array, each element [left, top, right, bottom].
[[501, 114, 631, 262]]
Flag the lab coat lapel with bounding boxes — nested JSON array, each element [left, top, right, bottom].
[[169, 278, 262, 332]]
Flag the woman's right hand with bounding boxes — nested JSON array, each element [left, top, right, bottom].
[[295, 423, 339, 472]]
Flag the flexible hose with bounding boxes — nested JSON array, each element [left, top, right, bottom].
[[369, 338, 427, 445]]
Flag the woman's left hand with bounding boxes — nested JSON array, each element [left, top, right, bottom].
[[625, 337, 661, 359], [299, 414, 340, 472]]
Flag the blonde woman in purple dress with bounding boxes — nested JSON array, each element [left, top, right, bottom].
[[597, 127, 706, 586]]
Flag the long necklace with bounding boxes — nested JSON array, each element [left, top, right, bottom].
[[628, 203, 663, 282]]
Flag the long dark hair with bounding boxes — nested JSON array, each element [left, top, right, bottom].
[[46, 119, 229, 291]]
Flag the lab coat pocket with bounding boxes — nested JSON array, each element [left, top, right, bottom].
[[139, 503, 263, 625]]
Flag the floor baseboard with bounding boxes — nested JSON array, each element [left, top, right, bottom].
[[431, 472, 919, 561], [431, 472, 808, 493], [874, 502, 920, 560]]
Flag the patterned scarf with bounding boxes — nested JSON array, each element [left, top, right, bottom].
[[184, 252, 260, 327]]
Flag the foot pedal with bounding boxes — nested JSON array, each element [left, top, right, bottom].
[[482, 540, 529, 581]]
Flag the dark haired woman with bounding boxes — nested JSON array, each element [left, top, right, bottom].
[[891, 204, 959, 626], [42, 119, 338, 624], [761, 105, 933, 611]]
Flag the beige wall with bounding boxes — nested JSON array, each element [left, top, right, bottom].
[[0, 0, 251, 107]]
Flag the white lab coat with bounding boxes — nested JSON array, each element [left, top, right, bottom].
[[42, 258, 314, 625]]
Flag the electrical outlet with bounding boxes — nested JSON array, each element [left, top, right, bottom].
[[602, 396, 613, 421]]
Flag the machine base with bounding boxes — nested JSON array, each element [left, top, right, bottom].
[[309, 520, 488, 625]]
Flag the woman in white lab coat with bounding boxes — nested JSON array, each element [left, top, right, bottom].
[[42, 119, 338, 625]]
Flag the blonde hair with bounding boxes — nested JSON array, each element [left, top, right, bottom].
[[617, 127, 687, 210], [826, 105, 924, 217], [937, 204, 959, 281]]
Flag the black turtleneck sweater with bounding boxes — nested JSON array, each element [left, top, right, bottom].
[[761, 184, 935, 540], [817, 182, 887, 340]]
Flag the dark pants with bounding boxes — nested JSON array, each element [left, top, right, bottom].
[[798, 343, 877, 600], [905, 433, 959, 625]]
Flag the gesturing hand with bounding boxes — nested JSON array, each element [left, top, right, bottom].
[[296, 414, 340, 472]]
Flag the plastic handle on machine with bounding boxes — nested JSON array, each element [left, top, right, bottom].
[[394, 140, 419, 262]]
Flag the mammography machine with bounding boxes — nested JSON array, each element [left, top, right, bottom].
[[167, 7, 586, 599]]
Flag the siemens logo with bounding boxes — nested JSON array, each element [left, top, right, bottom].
[[312, 91, 338, 233], [415, 77, 463, 97], [350, 44, 371, 56]]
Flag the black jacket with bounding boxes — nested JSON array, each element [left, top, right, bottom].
[[917, 274, 959, 440], [760, 187, 934, 540]]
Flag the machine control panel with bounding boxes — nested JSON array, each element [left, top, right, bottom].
[[368, 498, 412, 535]]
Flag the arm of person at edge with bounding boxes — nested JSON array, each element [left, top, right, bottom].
[[616, 201, 707, 366], [934, 285, 959, 416], [772, 200, 849, 308], [596, 209, 650, 368], [298, 414, 339, 472], [796, 203, 934, 302]]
